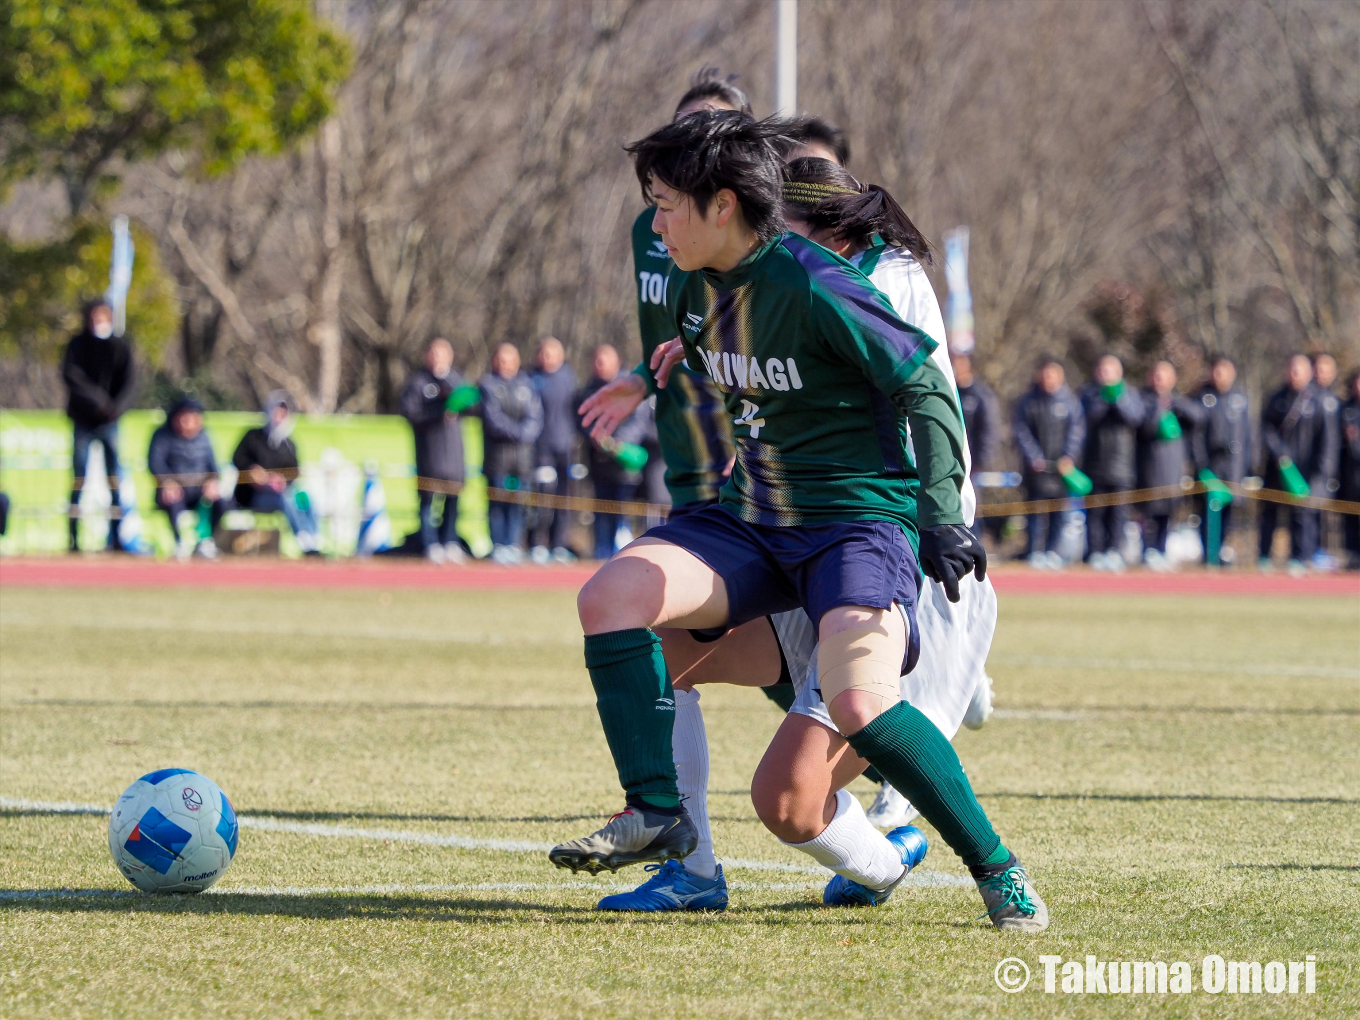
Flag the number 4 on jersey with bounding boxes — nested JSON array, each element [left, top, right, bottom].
[[735, 399, 765, 438]]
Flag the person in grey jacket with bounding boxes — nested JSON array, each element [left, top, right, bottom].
[[148, 397, 228, 558], [401, 338, 469, 563], [529, 336, 579, 562], [1137, 361, 1201, 567], [480, 342, 543, 563], [1013, 357, 1084, 565], [1079, 355, 1145, 568], [1190, 355, 1251, 561], [1258, 354, 1340, 568]]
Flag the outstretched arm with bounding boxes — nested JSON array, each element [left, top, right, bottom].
[[579, 373, 647, 442]]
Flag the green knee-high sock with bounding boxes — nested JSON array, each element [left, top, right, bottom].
[[845, 701, 1010, 873], [583, 629, 679, 809]]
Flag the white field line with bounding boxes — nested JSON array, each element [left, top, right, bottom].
[[0, 880, 830, 900], [0, 796, 975, 889], [990, 653, 1359, 680]]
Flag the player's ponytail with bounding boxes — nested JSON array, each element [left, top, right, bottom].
[[783, 158, 933, 264]]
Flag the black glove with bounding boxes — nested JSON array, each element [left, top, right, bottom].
[[918, 524, 987, 603]]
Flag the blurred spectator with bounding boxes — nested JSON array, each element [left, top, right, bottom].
[[480, 342, 543, 564], [1340, 369, 1360, 570], [148, 397, 228, 560], [1136, 361, 1199, 569], [400, 338, 469, 565], [62, 299, 137, 552], [529, 336, 579, 564], [1079, 355, 1145, 569], [578, 343, 652, 560], [1190, 355, 1251, 563], [0, 489, 8, 537], [1258, 354, 1339, 570], [952, 352, 1002, 544], [1013, 357, 1084, 568], [1312, 352, 1343, 566], [231, 390, 320, 556]]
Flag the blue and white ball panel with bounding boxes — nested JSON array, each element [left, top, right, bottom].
[[108, 769, 238, 893]]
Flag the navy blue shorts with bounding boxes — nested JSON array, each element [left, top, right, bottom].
[[644, 504, 921, 673], [665, 498, 718, 522]]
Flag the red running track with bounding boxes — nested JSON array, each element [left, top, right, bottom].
[[2, 556, 1357, 596]]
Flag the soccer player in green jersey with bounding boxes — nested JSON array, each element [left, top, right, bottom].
[[552, 111, 1048, 931]]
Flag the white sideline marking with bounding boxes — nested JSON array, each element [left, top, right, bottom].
[[1, 796, 974, 888], [991, 653, 1359, 680]]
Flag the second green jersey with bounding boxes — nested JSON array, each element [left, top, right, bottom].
[[630, 208, 733, 506], [667, 232, 968, 541]]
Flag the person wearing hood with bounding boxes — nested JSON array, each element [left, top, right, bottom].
[[62, 298, 138, 552], [400, 337, 471, 564], [148, 397, 228, 559], [231, 390, 320, 554]]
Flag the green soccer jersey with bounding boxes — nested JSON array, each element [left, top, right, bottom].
[[667, 232, 967, 542], [630, 209, 733, 506]]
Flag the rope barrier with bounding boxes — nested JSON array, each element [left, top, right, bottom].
[[37, 470, 1360, 520]]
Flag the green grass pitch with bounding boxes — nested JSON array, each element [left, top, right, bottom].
[[1, 584, 1357, 1018]]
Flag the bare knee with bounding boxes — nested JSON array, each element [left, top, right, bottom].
[[577, 560, 661, 634], [751, 769, 834, 844]]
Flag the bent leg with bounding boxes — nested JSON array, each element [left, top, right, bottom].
[[576, 538, 730, 809], [818, 605, 1011, 877]]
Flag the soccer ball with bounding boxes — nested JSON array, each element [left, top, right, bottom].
[[108, 769, 239, 893]]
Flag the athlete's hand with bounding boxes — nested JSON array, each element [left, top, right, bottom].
[[917, 524, 987, 603], [578, 373, 647, 441], [650, 338, 687, 389]]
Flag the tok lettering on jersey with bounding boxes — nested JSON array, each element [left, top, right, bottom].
[[693, 347, 803, 394]]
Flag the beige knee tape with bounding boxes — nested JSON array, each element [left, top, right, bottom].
[[817, 624, 903, 713]]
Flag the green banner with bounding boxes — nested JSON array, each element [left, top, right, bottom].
[[0, 409, 489, 556]]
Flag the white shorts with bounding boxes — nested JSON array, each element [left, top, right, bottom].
[[771, 574, 998, 740]]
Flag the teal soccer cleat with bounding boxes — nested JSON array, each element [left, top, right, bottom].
[[822, 825, 928, 907], [596, 859, 729, 912]]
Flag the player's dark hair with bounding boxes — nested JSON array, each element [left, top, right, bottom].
[[673, 67, 752, 117], [782, 157, 932, 264], [778, 115, 851, 166], [626, 111, 787, 244]]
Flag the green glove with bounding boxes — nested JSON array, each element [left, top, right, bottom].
[[196, 497, 214, 540], [291, 489, 311, 514], [1278, 457, 1310, 498], [613, 442, 649, 473], [1197, 468, 1233, 505], [1060, 464, 1093, 497], [1156, 409, 1183, 442], [446, 384, 480, 414], [1101, 380, 1125, 403]]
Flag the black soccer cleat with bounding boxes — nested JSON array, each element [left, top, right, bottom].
[[549, 804, 698, 876]]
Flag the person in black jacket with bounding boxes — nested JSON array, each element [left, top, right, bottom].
[[62, 299, 137, 552], [1339, 368, 1360, 570], [529, 336, 579, 563], [1013, 357, 1084, 567], [1136, 361, 1200, 568], [951, 353, 1002, 544], [1079, 355, 1145, 568], [400, 338, 469, 564], [148, 397, 228, 559], [1190, 356, 1251, 563], [231, 390, 319, 555], [1258, 354, 1341, 569], [480, 342, 543, 564], [577, 343, 652, 560]]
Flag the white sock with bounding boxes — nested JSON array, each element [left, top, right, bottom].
[[672, 687, 717, 879], [783, 789, 904, 891]]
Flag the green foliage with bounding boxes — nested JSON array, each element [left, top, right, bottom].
[[0, 0, 351, 211], [0, 218, 178, 364]]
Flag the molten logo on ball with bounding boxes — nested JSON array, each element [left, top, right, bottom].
[[182, 787, 203, 810]]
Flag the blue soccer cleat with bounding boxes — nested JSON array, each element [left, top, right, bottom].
[[822, 825, 928, 907], [596, 859, 729, 912]]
